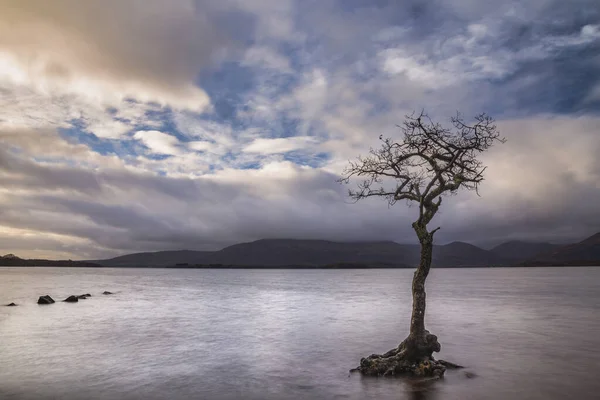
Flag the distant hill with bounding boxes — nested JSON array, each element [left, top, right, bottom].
[[0, 254, 100, 267], [91, 239, 514, 268], [213, 239, 420, 267], [92, 240, 417, 268], [93, 250, 214, 268], [524, 232, 600, 266], [434, 241, 507, 267], [491, 241, 561, 261]]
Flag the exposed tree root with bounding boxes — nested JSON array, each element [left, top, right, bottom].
[[351, 330, 461, 378], [437, 360, 464, 369]]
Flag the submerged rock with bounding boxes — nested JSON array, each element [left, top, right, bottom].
[[77, 294, 91, 299], [102, 291, 113, 295], [5, 302, 17, 307], [37, 295, 55, 304], [63, 295, 79, 303]]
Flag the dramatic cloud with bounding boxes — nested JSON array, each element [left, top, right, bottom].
[[243, 137, 318, 154], [0, 0, 599, 259], [0, 0, 226, 110]]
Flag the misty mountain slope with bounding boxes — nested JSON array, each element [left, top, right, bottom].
[[93, 250, 214, 267], [527, 232, 600, 265], [433, 242, 509, 267], [491, 241, 561, 261], [96, 240, 419, 267], [215, 239, 418, 266], [92, 239, 521, 268]]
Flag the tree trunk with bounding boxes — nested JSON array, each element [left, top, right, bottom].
[[352, 224, 446, 377], [410, 231, 433, 338], [398, 225, 441, 362]]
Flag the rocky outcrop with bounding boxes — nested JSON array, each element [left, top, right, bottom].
[[63, 295, 79, 303], [37, 295, 55, 304], [102, 291, 113, 295], [77, 294, 92, 299], [5, 302, 17, 306]]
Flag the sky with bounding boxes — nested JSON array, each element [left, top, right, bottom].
[[0, 0, 599, 259]]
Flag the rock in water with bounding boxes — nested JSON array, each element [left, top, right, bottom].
[[37, 295, 55, 304], [77, 294, 91, 299], [5, 302, 17, 307], [63, 295, 79, 303], [102, 291, 113, 295]]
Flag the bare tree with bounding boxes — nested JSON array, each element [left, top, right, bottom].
[[340, 111, 504, 377]]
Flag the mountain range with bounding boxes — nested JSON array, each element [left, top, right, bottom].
[[88, 231, 600, 268], [2, 232, 599, 268]]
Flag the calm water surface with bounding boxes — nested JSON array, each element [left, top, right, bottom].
[[1, 267, 599, 400]]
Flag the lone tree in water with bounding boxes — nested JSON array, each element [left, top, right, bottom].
[[340, 111, 504, 377]]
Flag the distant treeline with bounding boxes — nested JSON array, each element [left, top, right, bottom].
[[0, 258, 101, 267]]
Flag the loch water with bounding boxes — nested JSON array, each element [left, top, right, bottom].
[[1, 267, 599, 400]]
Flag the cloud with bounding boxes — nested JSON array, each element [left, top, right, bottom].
[[243, 137, 318, 154], [0, 225, 103, 260], [2, 115, 600, 260], [188, 141, 219, 153], [134, 131, 183, 156], [242, 46, 292, 72], [0, 0, 232, 111], [1, 0, 600, 259]]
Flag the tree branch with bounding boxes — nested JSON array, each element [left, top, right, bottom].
[[339, 110, 504, 228]]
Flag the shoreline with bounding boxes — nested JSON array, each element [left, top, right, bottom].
[[1, 264, 599, 269]]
